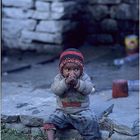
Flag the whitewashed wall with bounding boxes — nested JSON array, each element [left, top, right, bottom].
[[2, 0, 86, 53]]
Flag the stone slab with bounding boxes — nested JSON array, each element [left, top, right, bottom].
[[90, 90, 139, 135], [21, 30, 62, 44], [51, 2, 76, 13], [20, 115, 44, 127], [35, 1, 50, 11], [2, 18, 36, 39], [5, 123, 30, 134], [88, 5, 109, 21], [110, 4, 139, 21], [36, 20, 76, 33], [3, 8, 33, 19], [32, 11, 50, 20]]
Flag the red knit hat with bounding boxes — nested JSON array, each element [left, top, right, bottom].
[[59, 48, 84, 75]]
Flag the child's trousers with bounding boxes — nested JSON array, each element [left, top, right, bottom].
[[45, 109, 101, 140]]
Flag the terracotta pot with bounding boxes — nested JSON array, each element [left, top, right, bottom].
[[112, 80, 128, 98]]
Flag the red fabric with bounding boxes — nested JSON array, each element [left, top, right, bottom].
[[43, 123, 55, 130], [59, 49, 84, 76], [59, 59, 83, 72], [60, 51, 84, 60], [62, 101, 81, 107]]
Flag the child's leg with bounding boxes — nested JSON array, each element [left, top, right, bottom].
[[68, 109, 101, 140], [44, 123, 56, 140], [46, 129, 55, 140], [43, 109, 69, 140]]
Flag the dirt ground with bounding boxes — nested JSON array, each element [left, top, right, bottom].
[[2, 45, 139, 91]]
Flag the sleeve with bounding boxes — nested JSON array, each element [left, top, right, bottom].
[[51, 74, 69, 96], [76, 73, 95, 95]]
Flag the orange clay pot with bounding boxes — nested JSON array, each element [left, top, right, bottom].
[[112, 80, 128, 98]]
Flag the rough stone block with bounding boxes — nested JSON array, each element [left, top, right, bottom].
[[21, 30, 63, 44], [51, 1, 76, 13], [90, 90, 139, 138], [31, 127, 44, 136], [89, 0, 121, 4], [1, 115, 19, 123], [36, 20, 76, 33], [5, 123, 30, 134], [32, 11, 50, 19], [2, 18, 36, 31], [51, 2, 64, 13], [88, 5, 109, 21], [39, 0, 62, 1], [113, 119, 139, 136], [8, 41, 63, 53], [3, 40, 40, 50], [51, 1, 78, 19], [51, 12, 65, 19], [100, 130, 110, 139], [19, 43, 63, 53], [119, 21, 138, 34], [2, 18, 36, 39], [35, 1, 50, 11], [101, 19, 118, 32], [2, 0, 34, 9], [3, 8, 33, 19], [111, 132, 139, 140], [50, 10, 75, 19], [110, 4, 139, 21], [20, 115, 43, 127]]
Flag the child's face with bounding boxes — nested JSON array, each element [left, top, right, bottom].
[[62, 62, 81, 79]]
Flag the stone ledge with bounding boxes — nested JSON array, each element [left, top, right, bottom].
[[2, 82, 139, 139], [21, 30, 63, 44], [1, 112, 139, 139], [3, 120, 139, 140]]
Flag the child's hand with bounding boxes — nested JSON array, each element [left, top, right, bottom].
[[65, 74, 78, 87]]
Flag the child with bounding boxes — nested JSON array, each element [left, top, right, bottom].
[[44, 48, 101, 140]]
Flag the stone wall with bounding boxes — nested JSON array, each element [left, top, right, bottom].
[[2, 0, 139, 53], [2, 0, 87, 53], [87, 0, 139, 45]]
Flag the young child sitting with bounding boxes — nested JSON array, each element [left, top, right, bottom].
[[44, 48, 101, 140]]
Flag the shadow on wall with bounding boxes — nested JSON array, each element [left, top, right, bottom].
[[86, 0, 139, 46]]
